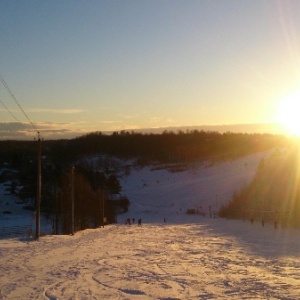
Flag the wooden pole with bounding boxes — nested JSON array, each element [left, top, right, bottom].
[[71, 166, 75, 235], [35, 134, 41, 240], [102, 190, 105, 228]]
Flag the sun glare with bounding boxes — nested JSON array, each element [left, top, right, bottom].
[[277, 90, 300, 136]]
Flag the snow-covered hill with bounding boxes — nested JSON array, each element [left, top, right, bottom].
[[120, 151, 268, 224], [0, 151, 268, 228], [3, 150, 300, 299]]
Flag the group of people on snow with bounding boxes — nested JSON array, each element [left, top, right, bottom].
[[125, 217, 142, 225], [125, 217, 167, 225]]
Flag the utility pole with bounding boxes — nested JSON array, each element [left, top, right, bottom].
[[102, 190, 105, 228], [35, 133, 42, 240], [71, 166, 75, 235]]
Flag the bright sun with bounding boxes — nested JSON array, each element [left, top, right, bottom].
[[277, 90, 300, 136]]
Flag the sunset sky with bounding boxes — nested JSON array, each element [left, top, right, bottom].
[[1, 0, 300, 139]]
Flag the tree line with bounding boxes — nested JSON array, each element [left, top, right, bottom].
[[55, 130, 287, 164], [0, 130, 287, 168]]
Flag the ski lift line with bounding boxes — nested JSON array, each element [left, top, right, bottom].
[[0, 97, 25, 128], [0, 73, 38, 133]]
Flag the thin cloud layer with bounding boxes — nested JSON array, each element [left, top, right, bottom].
[[0, 122, 88, 140], [27, 108, 87, 114]]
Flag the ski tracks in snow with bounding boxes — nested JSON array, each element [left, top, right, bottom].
[[1, 221, 300, 299]]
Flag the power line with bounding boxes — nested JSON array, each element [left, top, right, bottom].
[[0, 72, 43, 240], [0, 73, 38, 134], [0, 97, 25, 129]]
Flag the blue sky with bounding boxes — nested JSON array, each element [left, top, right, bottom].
[[1, 0, 300, 139]]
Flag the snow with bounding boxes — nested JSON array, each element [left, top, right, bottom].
[[2, 151, 300, 299], [0, 181, 33, 228], [120, 152, 267, 224]]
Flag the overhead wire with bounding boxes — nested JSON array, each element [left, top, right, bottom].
[[0, 73, 39, 135], [1, 73, 42, 240], [0, 97, 25, 128]]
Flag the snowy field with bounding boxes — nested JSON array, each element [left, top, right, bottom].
[[2, 151, 300, 299]]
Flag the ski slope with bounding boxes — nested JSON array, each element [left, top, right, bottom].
[[2, 150, 300, 299]]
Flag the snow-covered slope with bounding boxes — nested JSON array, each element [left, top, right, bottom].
[[120, 151, 268, 224], [4, 150, 300, 299], [0, 151, 268, 228], [2, 210, 300, 299]]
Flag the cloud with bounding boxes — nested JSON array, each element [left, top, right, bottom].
[[122, 114, 140, 119], [149, 116, 175, 125], [27, 108, 87, 114], [100, 120, 122, 125], [0, 108, 87, 114], [0, 122, 89, 140], [0, 122, 28, 131]]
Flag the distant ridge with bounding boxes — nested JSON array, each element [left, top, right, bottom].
[[110, 123, 286, 135], [0, 122, 286, 140]]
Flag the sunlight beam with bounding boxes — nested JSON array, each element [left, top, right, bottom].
[[277, 90, 300, 136]]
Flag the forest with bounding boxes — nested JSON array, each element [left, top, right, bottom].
[[0, 130, 289, 232], [0, 130, 287, 166]]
